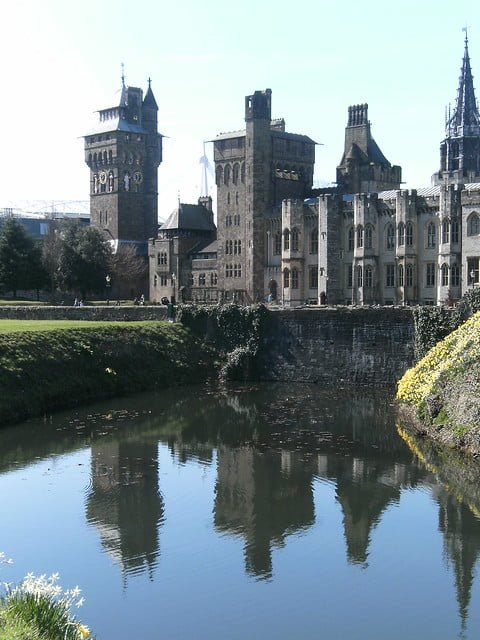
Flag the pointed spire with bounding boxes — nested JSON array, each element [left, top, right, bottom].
[[143, 76, 158, 109], [447, 31, 480, 136], [119, 62, 128, 108]]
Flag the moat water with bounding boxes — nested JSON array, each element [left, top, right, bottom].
[[1, 384, 480, 639]]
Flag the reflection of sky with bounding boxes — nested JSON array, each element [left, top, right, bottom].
[[0, 389, 479, 639]]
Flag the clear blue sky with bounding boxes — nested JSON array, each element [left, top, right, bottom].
[[1, 0, 479, 220]]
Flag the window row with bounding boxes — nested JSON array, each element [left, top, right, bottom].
[[216, 163, 246, 186], [278, 229, 318, 254], [225, 240, 242, 255], [346, 263, 461, 288], [282, 267, 318, 289], [196, 273, 218, 286], [225, 213, 241, 227], [157, 252, 168, 266], [226, 264, 242, 278], [226, 193, 240, 206], [348, 220, 461, 251]]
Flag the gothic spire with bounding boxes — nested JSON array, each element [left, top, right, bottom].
[[447, 32, 480, 137]]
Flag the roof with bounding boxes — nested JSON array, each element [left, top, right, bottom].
[[272, 130, 317, 145], [160, 203, 215, 232], [85, 115, 149, 137], [213, 129, 316, 144]]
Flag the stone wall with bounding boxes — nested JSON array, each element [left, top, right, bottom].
[[258, 307, 415, 386], [0, 306, 167, 321]]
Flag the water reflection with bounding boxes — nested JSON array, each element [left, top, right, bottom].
[[86, 441, 163, 579], [398, 425, 480, 633], [1, 385, 480, 636]]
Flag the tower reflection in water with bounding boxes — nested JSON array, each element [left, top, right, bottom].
[[86, 440, 163, 579], [73, 384, 480, 631]]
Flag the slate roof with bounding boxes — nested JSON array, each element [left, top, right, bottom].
[[160, 203, 215, 232]]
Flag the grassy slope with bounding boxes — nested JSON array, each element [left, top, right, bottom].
[[0, 322, 217, 426], [396, 311, 480, 452], [0, 319, 161, 333]]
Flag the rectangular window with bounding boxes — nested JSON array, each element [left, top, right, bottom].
[[160, 275, 168, 286], [309, 266, 318, 289], [347, 264, 353, 288], [385, 264, 395, 287], [451, 220, 459, 243], [426, 262, 436, 287]]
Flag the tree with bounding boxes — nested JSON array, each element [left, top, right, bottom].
[[56, 221, 112, 299], [0, 217, 47, 297], [109, 244, 148, 298]]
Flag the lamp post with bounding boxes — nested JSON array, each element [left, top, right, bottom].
[[105, 274, 111, 305], [171, 272, 176, 304]]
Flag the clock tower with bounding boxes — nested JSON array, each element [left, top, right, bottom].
[[84, 77, 162, 246]]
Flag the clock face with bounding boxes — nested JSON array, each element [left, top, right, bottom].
[[99, 171, 107, 184], [133, 171, 143, 184]]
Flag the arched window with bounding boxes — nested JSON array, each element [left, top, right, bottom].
[[356, 265, 363, 287], [468, 213, 480, 236], [442, 219, 450, 244], [365, 265, 373, 288], [199, 273, 206, 286], [397, 222, 405, 246], [225, 240, 233, 255], [291, 228, 299, 252], [291, 268, 299, 289], [398, 264, 404, 286], [108, 150, 113, 164], [274, 232, 282, 255], [406, 264, 414, 287], [241, 162, 245, 183], [216, 166, 223, 186], [310, 229, 318, 254], [283, 268, 290, 288], [232, 163, 240, 184], [386, 224, 395, 250], [406, 222, 413, 246], [210, 272, 218, 286], [451, 219, 459, 243], [103, 151, 108, 165], [93, 152, 98, 166], [224, 164, 231, 185], [365, 225, 373, 249], [88, 153, 92, 166], [357, 225, 364, 248], [284, 229, 290, 251], [427, 222, 436, 248], [451, 263, 460, 286], [347, 226, 354, 251], [441, 263, 449, 286]]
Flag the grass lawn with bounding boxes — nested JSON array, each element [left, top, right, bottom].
[[0, 319, 167, 333], [0, 299, 48, 306]]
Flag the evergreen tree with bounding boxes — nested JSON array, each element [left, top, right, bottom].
[[57, 221, 112, 299], [0, 217, 46, 297]]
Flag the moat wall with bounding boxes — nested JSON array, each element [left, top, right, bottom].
[[257, 307, 415, 386]]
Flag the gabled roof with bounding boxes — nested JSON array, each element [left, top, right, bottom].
[[160, 203, 215, 233]]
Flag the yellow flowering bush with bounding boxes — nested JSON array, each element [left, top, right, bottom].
[[397, 311, 480, 410]]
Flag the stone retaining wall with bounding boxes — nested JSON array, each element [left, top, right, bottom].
[[258, 307, 415, 386]]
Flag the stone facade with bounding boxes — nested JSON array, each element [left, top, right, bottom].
[[148, 197, 216, 304], [146, 36, 480, 307], [214, 89, 316, 303], [85, 80, 162, 245]]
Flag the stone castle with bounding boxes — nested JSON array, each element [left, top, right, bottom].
[[85, 37, 480, 306]]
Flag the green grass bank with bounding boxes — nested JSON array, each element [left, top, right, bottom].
[[0, 320, 216, 426], [396, 310, 480, 455]]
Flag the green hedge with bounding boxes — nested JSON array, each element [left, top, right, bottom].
[[177, 303, 268, 380], [0, 323, 216, 426]]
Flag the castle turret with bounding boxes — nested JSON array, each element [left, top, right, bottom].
[[433, 33, 480, 185], [336, 103, 401, 194]]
